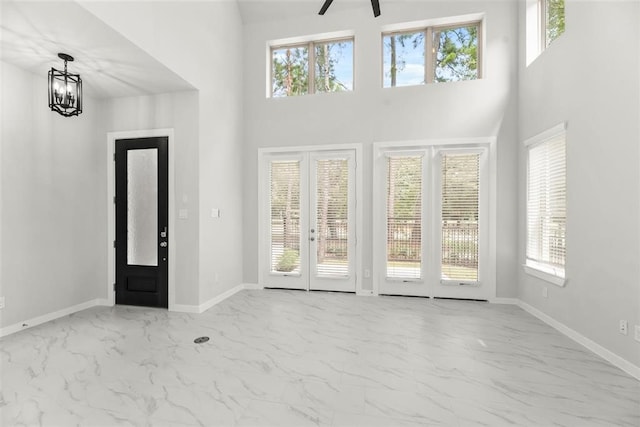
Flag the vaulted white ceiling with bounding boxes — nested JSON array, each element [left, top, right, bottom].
[[1, 0, 393, 99], [237, 0, 375, 24], [0, 1, 195, 99]]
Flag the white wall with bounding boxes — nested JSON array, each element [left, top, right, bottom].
[[79, 1, 246, 304], [0, 61, 106, 327], [101, 91, 201, 306], [518, 1, 640, 366], [242, 1, 519, 296]]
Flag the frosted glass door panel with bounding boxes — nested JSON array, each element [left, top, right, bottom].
[[127, 149, 158, 266]]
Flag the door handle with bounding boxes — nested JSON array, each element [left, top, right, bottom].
[[160, 241, 168, 247]]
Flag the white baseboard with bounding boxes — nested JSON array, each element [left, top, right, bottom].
[[169, 303, 201, 313], [518, 300, 640, 381], [170, 283, 256, 314], [489, 297, 519, 304], [0, 298, 109, 338], [198, 284, 244, 313], [356, 289, 374, 296], [96, 298, 111, 307]]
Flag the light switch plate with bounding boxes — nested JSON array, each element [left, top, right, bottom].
[[179, 209, 188, 219], [211, 208, 220, 218]]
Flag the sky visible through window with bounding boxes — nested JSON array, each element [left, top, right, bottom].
[[383, 32, 425, 87], [271, 40, 353, 96], [383, 25, 478, 87], [329, 41, 353, 91], [271, 23, 478, 96]]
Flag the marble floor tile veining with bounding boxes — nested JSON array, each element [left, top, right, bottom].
[[1, 289, 639, 426]]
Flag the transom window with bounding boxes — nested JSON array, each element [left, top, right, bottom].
[[526, 0, 565, 64], [270, 37, 354, 97], [382, 21, 482, 88], [542, 0, 565, 49]]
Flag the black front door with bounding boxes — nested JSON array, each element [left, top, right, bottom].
[[115, 137, 168, 308]]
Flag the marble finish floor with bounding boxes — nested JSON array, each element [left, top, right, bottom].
[[1, 289, 639, 426]]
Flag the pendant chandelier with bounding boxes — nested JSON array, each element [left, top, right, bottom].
[[48, 53, 82, 117]]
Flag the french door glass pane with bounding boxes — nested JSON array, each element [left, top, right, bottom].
[[270, 161, 301, 274], [127, 149, 158, 266], [315, 159, 349, 277], [441, 153, 479, 281], [386, 156, 422, 279]]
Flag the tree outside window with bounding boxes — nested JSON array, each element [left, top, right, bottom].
[[383, 21, 481, 88], [271, 39, 353, 97], [544, 0, 565, 47]]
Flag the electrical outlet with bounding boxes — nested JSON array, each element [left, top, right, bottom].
[[619, 320, 628, 335], [634, 325, 640, 342], [0, 296, 5, 309], [364, 269, 371, 278], [542, 287, 548, 298]]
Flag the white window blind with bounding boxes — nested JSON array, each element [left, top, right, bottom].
[[386, 155, 422, 279], [270, 161, 301, 274], [527, 131, 566, 277], [315, 159, 349, 277], [441, 153, 480, 281]]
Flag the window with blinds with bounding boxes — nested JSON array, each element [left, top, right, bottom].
[[526, 131, 566, 278], [441, 153, 480, 282], [315, 159, 349, 277], [270, 161, 301, 274], [386, 155, 422, 279]]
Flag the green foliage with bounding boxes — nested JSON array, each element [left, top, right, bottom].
[[441, 155, 479, 221], [314, 42, 350, 93], [546, 0, 565, 46], [434, 26, 478, 82], [272, 46, 309, 97], [383, 32, 425, 86], [276, 249, 299, 272], [272, 42, 350, 96], [388, 156, 422, 219]]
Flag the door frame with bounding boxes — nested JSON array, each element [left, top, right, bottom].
[[258, 143, 364, 294], [107, 129, 176, 309], [372, 137, 497, 300]]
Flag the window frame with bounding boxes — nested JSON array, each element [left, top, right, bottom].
[[269, 36, 355, 98], [524, 122, 567, 286], [527, 0, 565, 65], [381, 19, 483, 89]]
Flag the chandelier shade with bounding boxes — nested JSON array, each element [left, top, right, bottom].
[[48, 53, 82, 117]]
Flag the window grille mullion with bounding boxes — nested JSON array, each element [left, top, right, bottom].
[[308, 42, 315, 95], [425, 28, 434, 84]]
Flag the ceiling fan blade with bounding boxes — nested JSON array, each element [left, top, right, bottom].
[[371, 0, 381, 17], [318, 0, 335, 15]]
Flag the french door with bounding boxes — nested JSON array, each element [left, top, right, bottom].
[[260, 150, 357, 292], [374, 146, 490, 300]]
